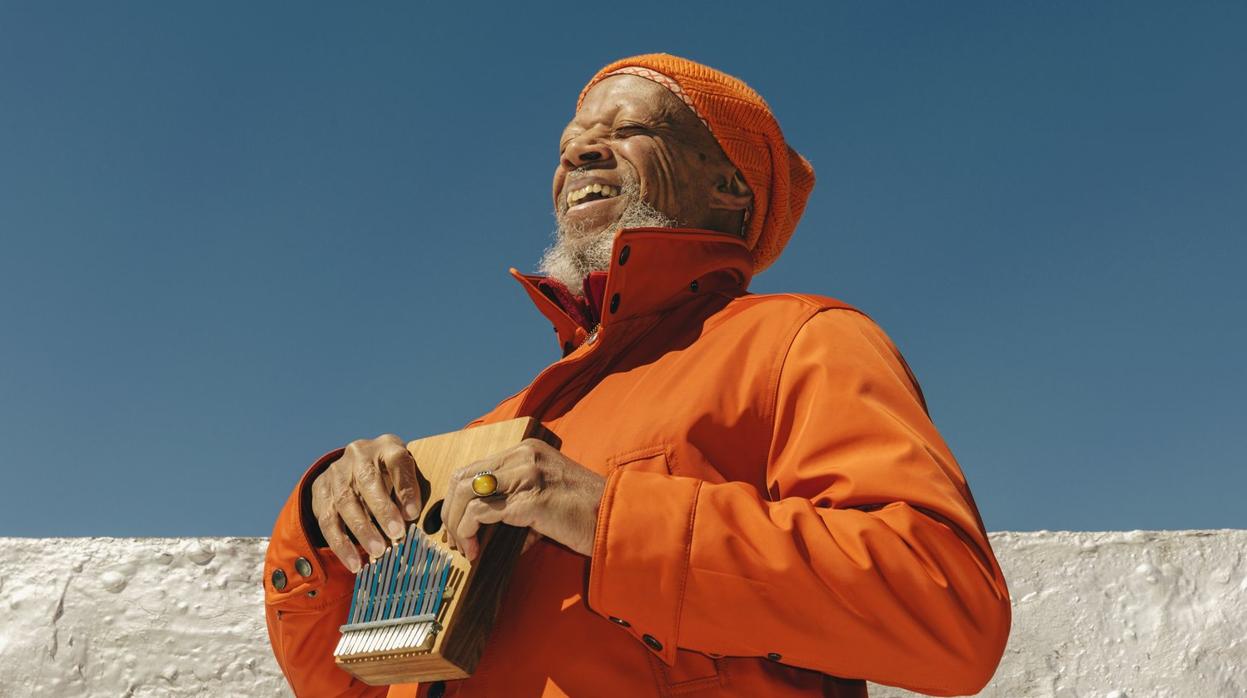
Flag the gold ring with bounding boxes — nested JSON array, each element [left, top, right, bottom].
[[471, 471, 499, 497]]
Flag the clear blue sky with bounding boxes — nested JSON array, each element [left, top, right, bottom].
[[1, 2, 1243, 536]]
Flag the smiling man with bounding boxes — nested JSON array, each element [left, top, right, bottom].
[[264, 54, 1011, 698]]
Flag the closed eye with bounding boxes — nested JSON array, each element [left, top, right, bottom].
[[613, 126, 647, 138]]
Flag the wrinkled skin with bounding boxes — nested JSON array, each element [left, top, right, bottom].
[[554, 74, 752, 240], [311, 75, 753, 571]]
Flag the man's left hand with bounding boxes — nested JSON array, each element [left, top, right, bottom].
[[442, 438, 606, 562]]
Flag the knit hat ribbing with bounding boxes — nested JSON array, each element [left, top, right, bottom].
[[577, 53, 814, 273]]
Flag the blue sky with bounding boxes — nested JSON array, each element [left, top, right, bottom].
[[1, 2, 1243, 536]]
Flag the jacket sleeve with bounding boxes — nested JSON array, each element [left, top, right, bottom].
[[264, 448, 389, 698], [585, 308, 1012, 696]]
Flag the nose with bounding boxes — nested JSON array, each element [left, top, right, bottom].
[[561, 134, 613, 170]]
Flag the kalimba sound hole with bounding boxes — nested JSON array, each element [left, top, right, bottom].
[[422, 499, 444, 535]]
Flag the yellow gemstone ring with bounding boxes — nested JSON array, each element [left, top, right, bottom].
[[470, 471, 499, 497]]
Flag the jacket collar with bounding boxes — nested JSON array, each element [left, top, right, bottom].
[[511, 227, 754, 352]]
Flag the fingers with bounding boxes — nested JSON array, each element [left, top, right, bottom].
[[352, 449, 407, 541], [440, 460, 482, 557], [335, 485, 388, 560], [384, 446, 424, 521], [443, 455, 512, 556], [317, 509, 362, 573], [454, 497, 507, 562], [312, 477, 363, 573]]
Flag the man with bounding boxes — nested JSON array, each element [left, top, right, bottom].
[[264, 54, 1011, 697]]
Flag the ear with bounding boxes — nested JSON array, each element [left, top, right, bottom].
[[709, 170, 753, 212]]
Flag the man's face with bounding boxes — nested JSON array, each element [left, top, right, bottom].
[[551, 74, 741, 240], [538, 74, 750, 290]]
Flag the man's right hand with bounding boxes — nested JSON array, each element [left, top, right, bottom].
[[310, 434, 425, 573]]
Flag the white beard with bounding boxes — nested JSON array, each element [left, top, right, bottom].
[[538, 173, 677, 292]]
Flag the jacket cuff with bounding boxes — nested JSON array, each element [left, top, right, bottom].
[[586, 468, 702, 666], [264, 448, 356, 610]]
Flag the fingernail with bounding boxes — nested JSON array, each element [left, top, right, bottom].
[[387, 521, 404, 539], [369, 541, 385, 558], [405, 502, 421, 519]]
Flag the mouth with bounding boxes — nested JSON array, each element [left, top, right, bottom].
[[564, 182, 622, 212]]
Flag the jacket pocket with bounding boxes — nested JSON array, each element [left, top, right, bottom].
[[607, 444, 672, 474], [647, 649, 723, 695]]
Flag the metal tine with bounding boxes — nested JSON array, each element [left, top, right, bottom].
[[417, 540, 435, 615], [394, 534, 412, 621], [361, 560, 378, 624], [349, 561, 366, 625], [416, 550, 435, 619], [384, 534, 408, 620], [393, 526, 419, 619], [395, 528, 416, 618], [388, 624, 403, 650], [432, 547, 452, 615], [347, 563, 365, 625], [364, 556, 382, 623], [357, 561, 371, 626], [422, 546, 441, 617], [373, 547, 396, 623], [379, 541, 399, 623], [412, 545, 432, 620], [420, 550, 443, 618], [378, 626, 393, 652], [432, 550, 452, 616], [409, 528, 433, 615], [379, 626, 393, 653], [407, 533, 430, 618]]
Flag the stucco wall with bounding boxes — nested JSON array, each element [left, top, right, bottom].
[[1, 531, 1242, 697]]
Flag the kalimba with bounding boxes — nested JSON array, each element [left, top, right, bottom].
[[333, 417, 556, 685]]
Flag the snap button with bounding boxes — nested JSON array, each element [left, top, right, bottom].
[[609, 293, 620, 314], [618, 245, 631, 265], [271, 568, 287, 591], [609, 616, 631, 627], [295, 557, 313, 577], [689, 279, 699, 292], [642, 634, 663, 652], [767, 652, 782, 661]]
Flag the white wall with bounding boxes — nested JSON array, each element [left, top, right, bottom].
[[2, 531, 1243, 697]]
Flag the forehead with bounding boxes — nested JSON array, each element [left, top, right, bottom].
[[564, 74, 692, 131]]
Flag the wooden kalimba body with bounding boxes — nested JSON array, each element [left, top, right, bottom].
[[332, 417, 556, 685]]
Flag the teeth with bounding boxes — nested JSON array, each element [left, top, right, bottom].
[[565, 184, 619, 207]]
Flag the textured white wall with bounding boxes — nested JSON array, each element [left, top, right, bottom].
[[1, 531, 1243, 697]]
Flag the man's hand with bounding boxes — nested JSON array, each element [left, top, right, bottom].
[[311, 434, 424, 573], [442, 438, 606, 562]]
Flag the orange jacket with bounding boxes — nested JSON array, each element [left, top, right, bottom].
[[264, 227, 1011, 697]]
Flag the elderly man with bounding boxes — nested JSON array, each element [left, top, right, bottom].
[[264, 54, 1011, 698]]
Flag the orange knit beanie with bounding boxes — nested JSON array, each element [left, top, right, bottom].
[[577, 53, 815, 273]]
